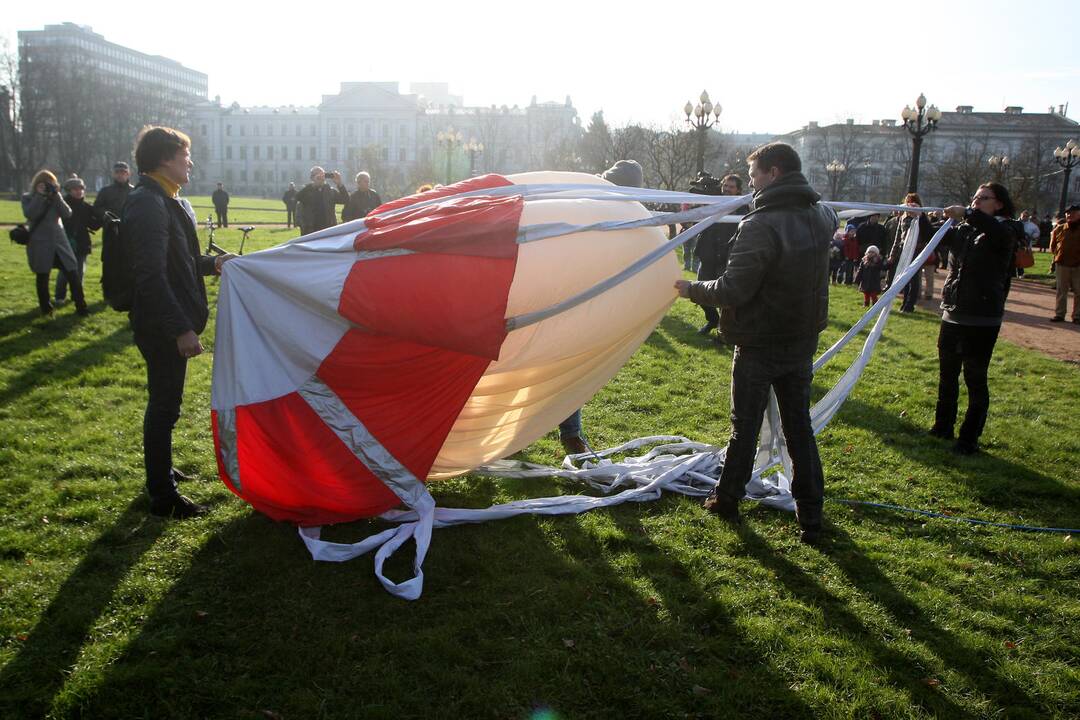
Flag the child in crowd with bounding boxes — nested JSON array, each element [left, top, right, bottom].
[[855, 245, 884, 306], [829, 230, 844, 284]]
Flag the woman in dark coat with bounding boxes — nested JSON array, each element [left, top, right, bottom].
[[886, 192, 934, 312], [931, 182, 1022, 455], [56, 176, 102, 304], [21, 169, 88, 317]]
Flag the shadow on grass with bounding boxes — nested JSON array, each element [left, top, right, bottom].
[[0, 322, 129, 408], [821, 525, 1047, 717], [73, 487, 812, 719], [0, 499, 166, 719]]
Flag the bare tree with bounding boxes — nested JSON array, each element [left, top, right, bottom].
[[0, 38, 48, 191], [579, 110, 614, 174], [924, 134, 992, 205], [814, 122, 868, 200], [642, 123, 698, 190]]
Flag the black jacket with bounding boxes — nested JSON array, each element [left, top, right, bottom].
[[856, 221, 887, 256], [341, 188, 383, 223], [212, 188, 230, 209], [93, 180, 133, 217], [62, 195, 103, 255], [282, 188, 297, 208], [688, 172, 838, 347], [123, 176, 217, 338], [295, 182, 348, 234], [695, 203, 750, 281], [886, 213, 934, 268], [940, 209, 1021, 326]]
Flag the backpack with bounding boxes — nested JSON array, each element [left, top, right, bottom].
[[99, 211, 133, 311]]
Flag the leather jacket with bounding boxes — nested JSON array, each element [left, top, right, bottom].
[[687, 172, 838, 347], [940, 209, 1021, 325]]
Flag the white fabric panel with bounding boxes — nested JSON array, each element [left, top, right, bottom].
[[211, 241, 353, 410]]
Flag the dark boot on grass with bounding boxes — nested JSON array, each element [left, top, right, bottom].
[[702, 490, 740, 524], [928, 424, 954, 440], [795, 502, 823, 545], [951, 439, 979, 456], [561, 435, 588, 456], [150, 494, 208, 519]]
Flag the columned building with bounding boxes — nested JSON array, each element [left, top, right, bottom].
[[781, 105, 1079, 213], [185, 82, 581, 197]]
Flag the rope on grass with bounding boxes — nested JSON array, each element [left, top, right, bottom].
[[831, 499, 1079, 534]]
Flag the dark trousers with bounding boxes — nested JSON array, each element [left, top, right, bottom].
[[838, 259, 856, 285], [715, 341, 824, 508], [135, 332, 188, 503], [285, 207, 295, 228], [900, 267, 922, 311], [215, 207, 228, 228], [935, 322, 1000, 445], [55, 250, 88, 301], [36, 264, 85, 314]]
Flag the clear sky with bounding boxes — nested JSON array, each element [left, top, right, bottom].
[[4, 0, 1078, 134]]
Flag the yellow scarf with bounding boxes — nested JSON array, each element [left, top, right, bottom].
[[147, 171, 180, 199]]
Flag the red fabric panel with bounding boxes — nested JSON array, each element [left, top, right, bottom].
[[227, 393, 401, 525], [370, 173, 511, 217], [357, 194, 523, 259], [339, 253, 515, 360], [316, 329, 491, 487]]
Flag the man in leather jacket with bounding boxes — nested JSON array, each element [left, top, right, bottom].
[[675, 142, 837, 544]]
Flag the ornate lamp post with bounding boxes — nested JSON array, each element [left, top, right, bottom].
[[900, 93, 941, 193], [988, 154, 1010, 184], [683, 90, 723, 174], [436, 127, 463, 184], [825, 159, 846, 199], [1053, 139, 1080, 214], [464, 138, 484, 177]]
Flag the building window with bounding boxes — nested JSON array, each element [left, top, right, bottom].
[[201, 124, 207, 136], [254, 125, 259, 137], [295, 146, 302, 160], [309, 146, 316, 160], [365, 124, 372, 139], [381, 124, 389, 139], [225, 169, 234, 182], [310, 124, 316, 137], [347, 124, 356, 138], [282, 145, 288, 159], [381, 147, 389, 162], [399, 124, 407, 138], [399, 148, 406, 162], [267, 123, 273, 137], [254, 146, 260, 160], [254, 170, 262, 182], [226, 146, 233, 160], [240, 126, 246, 137], [267, 146, 274, 160], [240, 146, 247, 160], [330, 123, 338, 137], [226, 124, 232, 136]]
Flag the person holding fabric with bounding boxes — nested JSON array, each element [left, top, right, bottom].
[[22, 170, 89, 318], [558, 159, 644, 456], [930, 182, 1022, 455], [341, 171, 383, 223], [295, 166, 349, 235], [124, 126, 237, 518], [886, 193, 934, 313], [688, 173, 748, 338], [56, 176, 102, 305], [675, 142, 837, 544], [1049, 204, 1080, 323]]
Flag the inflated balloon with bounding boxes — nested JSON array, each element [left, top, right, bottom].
[[210, 171, 679, 526]]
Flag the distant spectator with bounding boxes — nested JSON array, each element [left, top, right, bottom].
[[689, 172, 748, 338], [1049, 204, 1080, 324], [212, 182, 230, 228], [1038, 213, 1053, 251], [855, 245, 883, 306], [282, 182, 298, 228], [56, 176, 102, 304], [341, 171, 383, 222], [295, 166, 348, 235], [839, 224, 860, 284], [22, 169, 88, 317], [94, 161, 134, 258], [856, 213, 887, 257], [829, 229, 844, 284], [886, 192, 934, 312]]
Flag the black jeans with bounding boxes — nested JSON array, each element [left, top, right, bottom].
[[135, 332, 188, 503], [715, 340, 824, 508], [285, 207, 295, 228], [900, 266, 922, 311], [215, 208, 228, 228], [935, 321, 1000, 444], [36, 263, 85, 314], [55, 250, 88, 301]]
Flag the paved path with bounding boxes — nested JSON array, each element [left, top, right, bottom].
[[994, 280, 1079, 365]]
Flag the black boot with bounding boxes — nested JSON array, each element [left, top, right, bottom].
[[795, 502, 823, 545], [703, 490, 740, 524]]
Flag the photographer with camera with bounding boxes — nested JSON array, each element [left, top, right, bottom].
[[295, 166, 348, 236], [21, 169, 88, 317], [55, 176, 103, 305]]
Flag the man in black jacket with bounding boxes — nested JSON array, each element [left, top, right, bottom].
[[341, 171, 383, 222], [124, 126, 236, 519], [675, 142, 837, 543], [691, 173, 749, 338], [282, 182, 298, 228], [211, 182, 230, 228], [295, 166, 348, 235], [56, 176, 102, 304]]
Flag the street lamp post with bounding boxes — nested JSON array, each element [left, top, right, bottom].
[[900, 93, 941, 193], [825, 160, 846, 199], [683, 90, 723, 174], [988, 154, 1010, 184], [1053, 139, 1080, 214], [436, 127, 463, 185], [464, 138, 484, 177]]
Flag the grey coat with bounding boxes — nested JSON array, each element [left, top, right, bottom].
[[22, 192, 77, 274]]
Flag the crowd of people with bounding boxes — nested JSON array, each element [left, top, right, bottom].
[[15, 127, 1080, 543]]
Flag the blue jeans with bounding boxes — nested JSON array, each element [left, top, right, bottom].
[[559, 409, 582, 439], [714, 340, 824, 509]]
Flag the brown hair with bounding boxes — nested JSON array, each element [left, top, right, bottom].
[[904, 192, 921, 205], [978, 182, 1015, 218], [29, 169, 58, 192], [747, 142, 801, 175], [133, 126, 191, 174], [721, 174, 744, 191]]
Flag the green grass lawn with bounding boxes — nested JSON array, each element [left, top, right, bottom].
[[0, 215, 1078, 719], [1, 195, 291, 226]]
